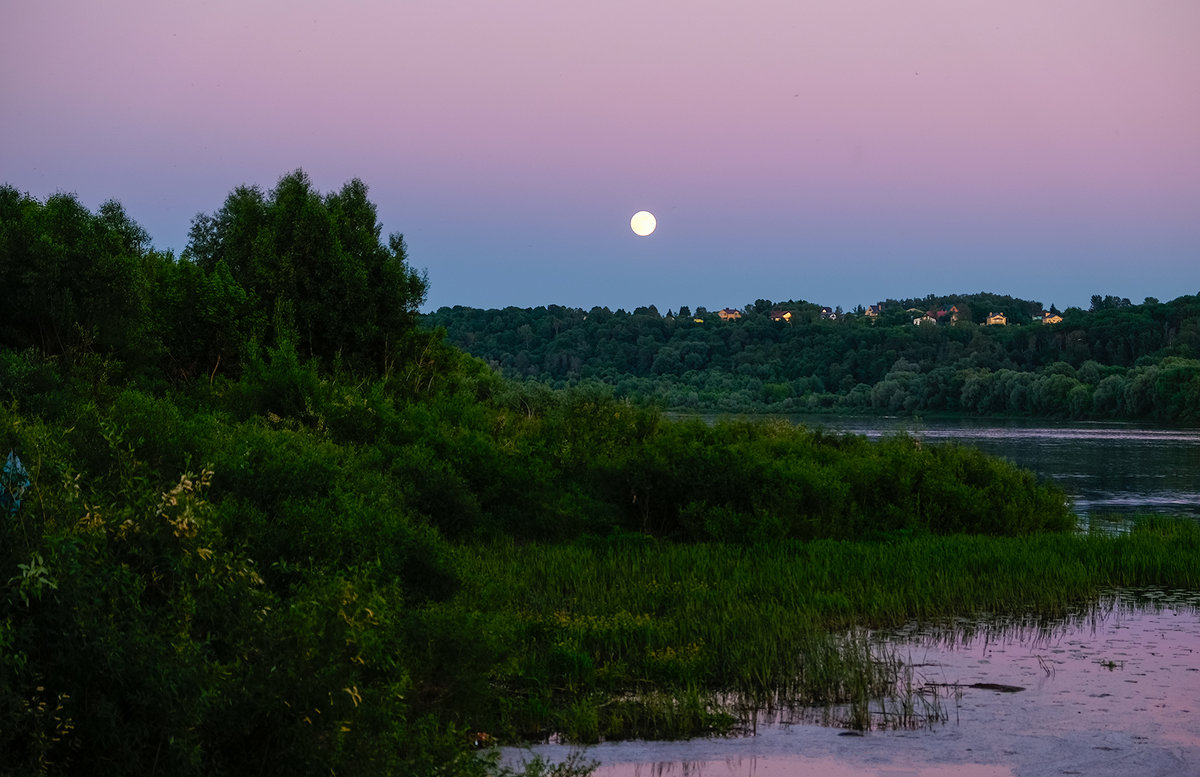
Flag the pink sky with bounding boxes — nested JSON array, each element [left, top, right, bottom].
[[4, 0, 1198, 312]]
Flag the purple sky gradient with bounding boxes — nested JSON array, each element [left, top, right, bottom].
[[4, 1, 1198, 313]]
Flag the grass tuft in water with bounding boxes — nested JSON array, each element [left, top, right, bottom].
[[439, 517, 1200, 743]]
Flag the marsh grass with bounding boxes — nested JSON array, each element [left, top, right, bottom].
[[741, 635, 954, 733], [445, 517, 1200, 742]]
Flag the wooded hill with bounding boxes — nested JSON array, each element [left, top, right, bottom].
[[425, 293, 1200, 422]]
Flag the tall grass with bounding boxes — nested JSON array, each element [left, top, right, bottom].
[[440, 518, 1200, 741]]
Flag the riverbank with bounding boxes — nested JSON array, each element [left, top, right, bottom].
[[671, 413, 1200, 523], [502, 588, 1200, 777], [446, 518, 1200, 745]]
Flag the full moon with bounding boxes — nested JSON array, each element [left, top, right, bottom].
[[630, 210, 656, 236]]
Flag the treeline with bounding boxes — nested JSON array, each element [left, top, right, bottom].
[[0, 175, 1082, 776], [425, 293, 1200, 422], [1, 171, 427, 383]]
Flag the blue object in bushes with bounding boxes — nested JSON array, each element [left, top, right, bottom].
[[2, 450, 30, 516]]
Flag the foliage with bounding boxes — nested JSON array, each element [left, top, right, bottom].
[[426, 294, 1200, 422], [0, 184, 161, 368], [446, 517, 1200, 741], [0, 333, 1079, 772], [1, 173, 427, 386], [0, 410, 480, 776], [183, 171, 428, 375]]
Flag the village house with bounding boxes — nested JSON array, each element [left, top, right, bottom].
[[865, 304, 883, 319], [717, 308, 742, 321], [913, 313, 937, 326], [1038, 310, 1063, 324], [986, 312, 1008, 326], [933, 305, 962, 324], [820, 307, 837, 320], [769, 309, 793, 322]]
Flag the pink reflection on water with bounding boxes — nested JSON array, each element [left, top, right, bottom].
[[592, 757, 1013, 776], [504, 590, 1200, 777], [898, 590, 1200, 753]]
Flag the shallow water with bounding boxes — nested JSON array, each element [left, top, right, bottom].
[[503, 590, 1200, 777]]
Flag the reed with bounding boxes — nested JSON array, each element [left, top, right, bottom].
[[442, 517, 1200, 742]]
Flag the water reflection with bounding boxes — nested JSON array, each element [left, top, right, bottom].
[[503, 590, 1200, 777]]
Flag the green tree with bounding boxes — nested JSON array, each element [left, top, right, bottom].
[[183, 171, 426, 374], [0, 186, 154, 361]]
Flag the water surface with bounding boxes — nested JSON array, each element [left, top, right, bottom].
[[504, 590, 1200, 777]]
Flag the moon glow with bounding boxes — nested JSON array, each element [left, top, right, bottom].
[[630, 210, 656, 236]]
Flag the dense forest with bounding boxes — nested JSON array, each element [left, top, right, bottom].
[[3, 174, 1197, 777], [426, 293, 1200, 422]]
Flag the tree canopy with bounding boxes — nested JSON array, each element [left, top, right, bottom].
[[1, 171, 427, 384], [184, 171, 427, 373], [426, 293, 1200, 422]]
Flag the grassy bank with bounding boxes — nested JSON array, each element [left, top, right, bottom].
[[441, 519, 1200, 741]]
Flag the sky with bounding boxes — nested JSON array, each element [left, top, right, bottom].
[[4, 0, 1199, 314]]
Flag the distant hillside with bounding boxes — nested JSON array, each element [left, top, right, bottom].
[[424, 292, 1200, 421]]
